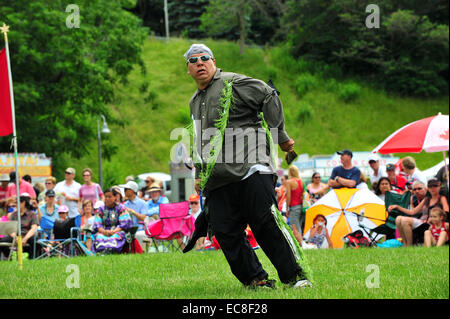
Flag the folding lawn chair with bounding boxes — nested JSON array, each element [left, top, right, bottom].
[[39, 215, 55, 240], [0, 221, 18, 261], [0, 221, 39, 260], [144, 201, 195, 252], [36, 215, 95, 259], [358, 191, 411, 245]]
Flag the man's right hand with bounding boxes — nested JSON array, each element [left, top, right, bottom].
[[280, 138, 295, 152]]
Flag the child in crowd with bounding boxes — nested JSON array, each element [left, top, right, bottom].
[[57, 205, 69, 221], [80, 199, 95, 250], [424, 207, 449, 247], [81, 200, 95, 229], [308, 214, 333, 248]]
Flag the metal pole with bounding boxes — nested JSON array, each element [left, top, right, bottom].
[[164, 0, 169, 39], [1, 24, 23, 269], [443, 151, 449, 192], [97, 118, 103, 190]]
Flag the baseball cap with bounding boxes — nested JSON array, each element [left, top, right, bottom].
[[19, 193, 31, 202], [119, 181, 139, 193], [58, 205, 69, 213], [337, 149, 353, 157], [368, 153, 379, 163], [386, 164, 396, 171], [65, 167, 76, 174], [189, 194, 200, 202], [45, 189, 56, 197], [0, 173, 10, 182]]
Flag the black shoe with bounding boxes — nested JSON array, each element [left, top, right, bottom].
[[246, 278, 276, 289]]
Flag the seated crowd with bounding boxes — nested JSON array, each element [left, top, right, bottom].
[[0, 168, 201, 259], [0, 149, 448, 259], [276, 149, 449, 249]]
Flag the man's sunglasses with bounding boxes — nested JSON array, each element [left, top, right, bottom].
[[187, 55, 211, 64], [190, 201, 199, 205]]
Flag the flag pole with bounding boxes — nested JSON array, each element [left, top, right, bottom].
[[1, 23, 23, 270]]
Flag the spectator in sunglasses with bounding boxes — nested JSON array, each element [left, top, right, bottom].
[[188, 194, 203, 250], [37, 176, 63, 205], [54, 167, 81, 218], [78, 168, 104, 212], [386, 164, 407, 194], [138, 176, 155, 201], [392, 179, 449, 247], [188, 194, 202, 220], [306, 173, 327, 204]]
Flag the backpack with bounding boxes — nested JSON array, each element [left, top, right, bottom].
[[343, 230, 371, 248]]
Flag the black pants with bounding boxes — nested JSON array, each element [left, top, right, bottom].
[[0, 235, 37, 259], [208, 172, 302, 285]]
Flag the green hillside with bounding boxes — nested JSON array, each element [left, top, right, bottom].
[[64, 37, 449, 186]]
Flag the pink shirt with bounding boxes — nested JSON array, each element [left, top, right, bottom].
[[6, 179, 36, 198], [79, 183, 103, 204], [0, 185, 8, 200]]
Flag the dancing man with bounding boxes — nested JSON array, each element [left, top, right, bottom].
[[183, 43, 312, 289]]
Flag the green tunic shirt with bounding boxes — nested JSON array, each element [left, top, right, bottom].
[[189, 68, 290, 195]]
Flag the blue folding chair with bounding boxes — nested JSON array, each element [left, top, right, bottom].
[[37, 215, 95, 259], [39, 215, 55, 240]]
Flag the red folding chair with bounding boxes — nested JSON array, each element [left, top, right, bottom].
[[144, 201, 195, 252]]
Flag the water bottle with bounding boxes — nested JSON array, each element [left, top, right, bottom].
[[358, 208, 365, 223]]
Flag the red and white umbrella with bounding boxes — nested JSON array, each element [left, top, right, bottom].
[[372, 113, 449, 154], [373, 113, 449, 189]]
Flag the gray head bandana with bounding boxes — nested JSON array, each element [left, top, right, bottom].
[[184, 44, 214, 61]]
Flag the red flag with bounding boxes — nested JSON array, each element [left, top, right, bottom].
[[0, 48, 13, 136]]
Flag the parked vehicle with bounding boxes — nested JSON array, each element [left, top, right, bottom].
[[136, 172, 171, 201]]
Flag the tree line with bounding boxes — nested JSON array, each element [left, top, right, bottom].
[[132, 0, 448, 96]]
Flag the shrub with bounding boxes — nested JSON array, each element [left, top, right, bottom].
[[296, 101, 314, 123], [295, 73, 319, 97], [325, 78, 339, 92], [338, 82, 361, 102]]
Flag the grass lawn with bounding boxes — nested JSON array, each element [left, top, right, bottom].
[[0, 246, 448, 299]]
